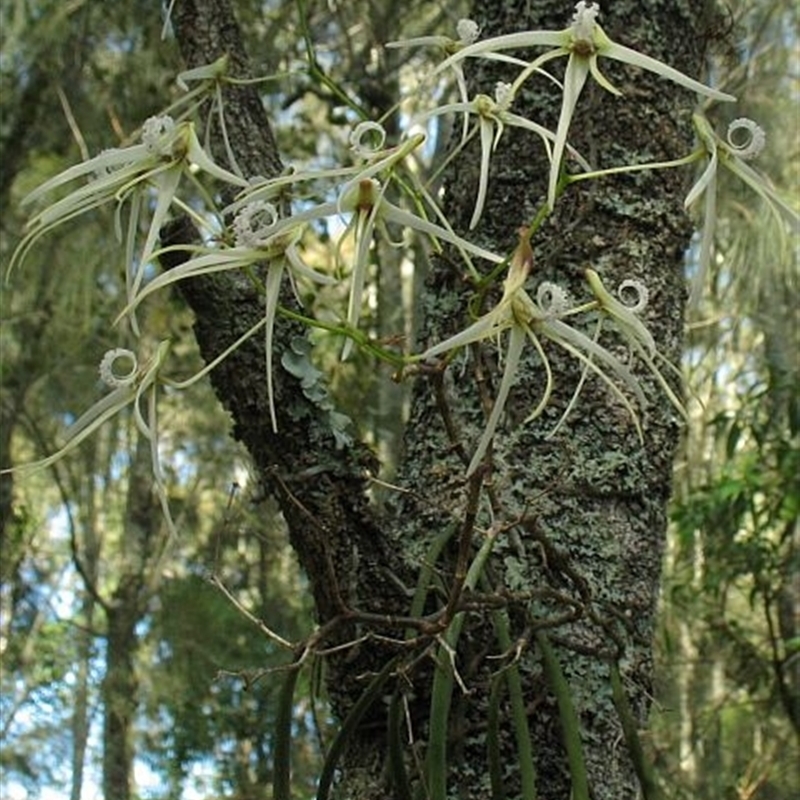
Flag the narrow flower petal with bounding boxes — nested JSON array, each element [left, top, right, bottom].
[[185, 125, 250, 187], [585, 269, 656, 355], [548, 54, 590, 209], [420, 310, 509, 361], [471, 117, 495, 229], [265, 263, 283, 432], [46, 386, 138, 467], [723, 156, 800, 231], [22, 150, 143, 209], [384, 35, 450, 49], [521, 326, 553, 423], [544, 317, 647, 411], [467, 323, 526, 476], [343, 205, 380, 359], [176, 54, 229, 90], [433, 29, 567, 77], [116, 247, 271, 321], [690, 170, 717, 307], [453, 64, 471, 143], [285, 243, 337, 285], [134, 167, 183, 299], [381, 202, 505, 264], [684, 149, 718, 208], [587, 55, 621, 96], [603, 42, 736, 102]]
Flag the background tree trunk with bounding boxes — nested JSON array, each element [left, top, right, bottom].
[[101, 432, 162, 800], [167, 0, 709, 796]]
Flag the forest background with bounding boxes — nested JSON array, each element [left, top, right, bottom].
[[0, 0, 797, 799]]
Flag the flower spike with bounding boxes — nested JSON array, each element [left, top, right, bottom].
[[686, 113, 799, 304], [419, 231, 655, 474]]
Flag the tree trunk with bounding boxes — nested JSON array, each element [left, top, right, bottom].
[[102, 591, 140, 800], [101, 431, 161, 800], [167, 0, 708, 796]]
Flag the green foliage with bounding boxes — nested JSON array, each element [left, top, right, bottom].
[[651, 4, 799, 797]]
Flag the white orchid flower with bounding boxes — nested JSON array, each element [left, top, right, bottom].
[[420, 231, 647, 475], [10, 117, 250, 335], [415, 82, 590, 229], [686, 114, 799, 305], [119, 201, 335, 433], [335, 177, 505, 357], [432, 2, 735, 210], [2, 341, 179, 539], [585, 269, 685, 419], [386, 19, 533, 142]]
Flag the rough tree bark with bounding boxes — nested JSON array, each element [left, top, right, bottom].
[[166, 0, 710, 797]]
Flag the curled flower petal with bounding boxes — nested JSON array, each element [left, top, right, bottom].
[[571, 1, 600, 42], [726, 118, 766, 161], [141, 115, 177, 155], [617, 279, 649, 313], [536, 281, 572, 315], [494, 81, 514, 108], [99, 349, 138, 388], [349, 121, 387, 158], [233, 201, 281, 247]]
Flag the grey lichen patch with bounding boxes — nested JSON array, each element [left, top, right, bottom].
[[280, 336, 353, 448]]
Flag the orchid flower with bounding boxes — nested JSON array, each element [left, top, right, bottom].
[[686, 114, 800, 305], [227, 122, 428, 217], [386, 19, 530, 142], [10, 115, 249, 333], [334, 177, 504, 356], [2, 342, 179, 539], [585, 269, 685, 419], [230, 150, 505, 357], [432, 2, 735, 210], [118, 201, 335, 432], [419, 231, 648, 475], [416, 81, 590, 229], [228, 121, 501, 281]]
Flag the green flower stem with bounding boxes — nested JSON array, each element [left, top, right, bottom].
[[296, 0, 367, 120], [273, 662, 302, 800], [490, 605, 538, 800], [535, 631, 590, 800], [565, 151, 701, 185], [276, 307, 409, 368], [610, 661, 663, 800], [426, 525, 502, 800]]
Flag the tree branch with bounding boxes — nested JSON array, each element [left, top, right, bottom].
[[165, 0, 402, 629]]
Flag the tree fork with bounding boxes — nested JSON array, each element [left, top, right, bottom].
[[166, 0, 709, 797]]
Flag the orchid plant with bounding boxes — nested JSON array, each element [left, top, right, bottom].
[[6, 2, 796, 514], [427, 1, 736, 209]]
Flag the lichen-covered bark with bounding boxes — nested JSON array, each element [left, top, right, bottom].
[[385, 2, 705, 797], [167, 0, 709, 797]]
